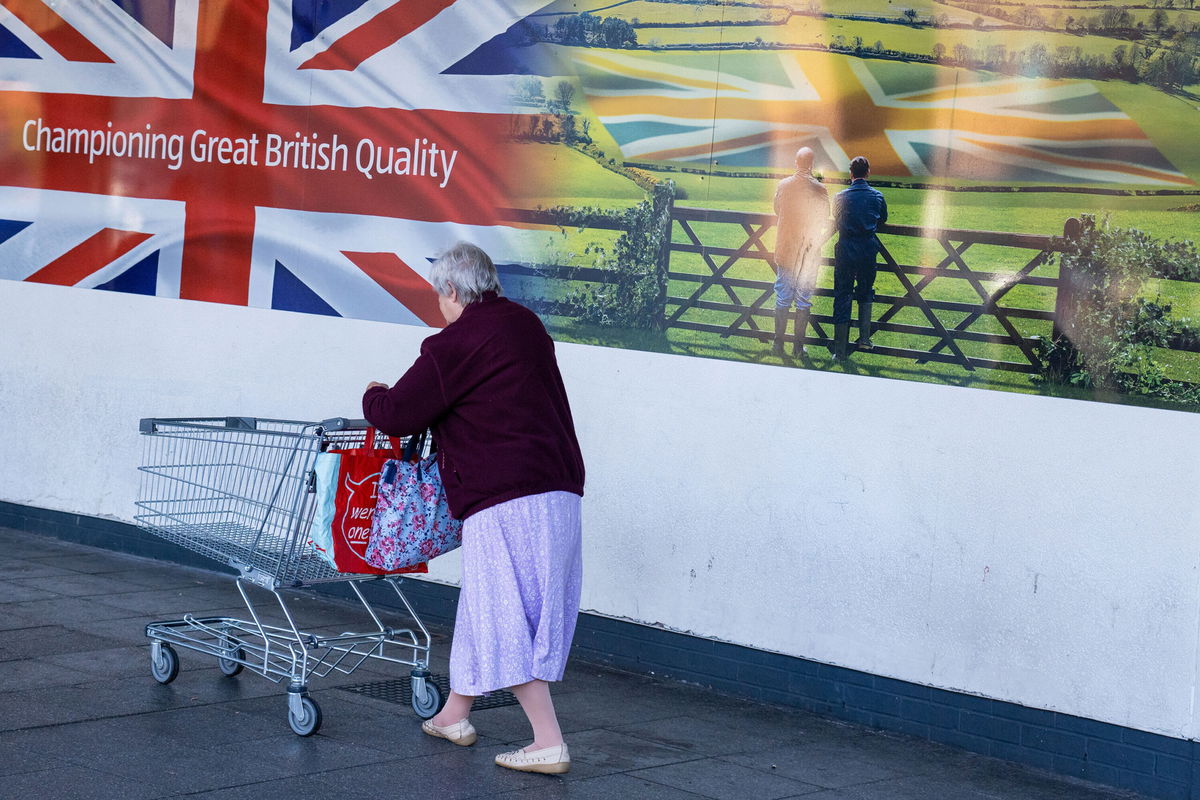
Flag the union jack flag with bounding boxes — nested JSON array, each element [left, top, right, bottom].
[[576, 49, 1191, 186], [0, 0, 550, 323]]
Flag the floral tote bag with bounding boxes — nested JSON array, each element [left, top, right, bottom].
[[365, 431, 462, 570]]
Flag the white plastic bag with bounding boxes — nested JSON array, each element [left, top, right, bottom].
[[307, 451, 341, 568]]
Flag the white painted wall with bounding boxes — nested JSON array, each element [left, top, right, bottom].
[[2, 279, 1198, 738]]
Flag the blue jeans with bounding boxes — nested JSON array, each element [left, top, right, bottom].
[[774, 265, 814, 311]]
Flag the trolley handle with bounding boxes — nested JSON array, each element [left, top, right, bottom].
[[139, 417, 259, 433], [318, 417, 370, 431]]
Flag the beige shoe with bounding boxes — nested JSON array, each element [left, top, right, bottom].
[[421, 718, 477, 746], [494, 743, 571, 774]]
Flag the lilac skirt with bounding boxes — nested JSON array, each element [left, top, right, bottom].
[[449, 491, 583, 696]]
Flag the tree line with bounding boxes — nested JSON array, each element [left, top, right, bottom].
[[946, 0, 1200, 36], [929, 40, 1200, 89], [509, 78, 596, 148], [522, 13, 638, 48]]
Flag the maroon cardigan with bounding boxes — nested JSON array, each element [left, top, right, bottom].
[[362, 293, 585, 520]]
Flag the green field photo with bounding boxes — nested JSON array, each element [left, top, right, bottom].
[[508, 0, 1200, 410]]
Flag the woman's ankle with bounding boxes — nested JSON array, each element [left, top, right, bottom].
[[526, 738, 564, 751], [431, 713, 468, 727]]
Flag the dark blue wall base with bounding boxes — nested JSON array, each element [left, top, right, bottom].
[[2, 500, 1193, 800]]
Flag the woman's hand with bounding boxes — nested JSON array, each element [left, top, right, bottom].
[[365, 381, 389, 392]]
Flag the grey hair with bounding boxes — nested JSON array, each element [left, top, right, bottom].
[[429, 242, 503, 305]]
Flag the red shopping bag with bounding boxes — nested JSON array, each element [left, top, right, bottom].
[[330, 432, 427, 575]]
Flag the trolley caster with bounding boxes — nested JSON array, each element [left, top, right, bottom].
[[150, 642, 180, 684], [217, 638, 244, 677], [410, 670, 445, 719], [287, 690, 322, 737]]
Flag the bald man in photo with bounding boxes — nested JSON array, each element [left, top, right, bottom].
[[772, 147, 830, 357]]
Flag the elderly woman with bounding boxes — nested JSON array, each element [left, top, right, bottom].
[[362, 242, 585, 775]]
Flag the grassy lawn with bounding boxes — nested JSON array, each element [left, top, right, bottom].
[[1121, 7, 1200, 25], [653, 169, 1199, 238], [508, 142, 645, 209], [1096, 80, 1200, 181], [662, 172, 1200, 316]]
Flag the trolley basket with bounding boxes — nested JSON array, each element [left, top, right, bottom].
[[135, 416, 445, 735]]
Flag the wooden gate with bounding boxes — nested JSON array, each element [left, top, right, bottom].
[[666, 205, 1077, 373]]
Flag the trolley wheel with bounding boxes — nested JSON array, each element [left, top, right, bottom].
[[217, 639, 244, 677], [288, 695, 322, 737], [411, 675, 445, 719], [150, 643, 179, 684]]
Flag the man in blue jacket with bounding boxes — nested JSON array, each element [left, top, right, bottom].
[[832, 156, 888, 360]]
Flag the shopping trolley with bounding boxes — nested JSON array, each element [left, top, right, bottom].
[[135, 416, 445, 736]]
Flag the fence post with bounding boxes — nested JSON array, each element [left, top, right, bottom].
[[652, 181, 677, 331], [1048, 217, 1082, 377]]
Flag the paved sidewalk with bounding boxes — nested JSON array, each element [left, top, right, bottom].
[[0, 528, 1147, 800]]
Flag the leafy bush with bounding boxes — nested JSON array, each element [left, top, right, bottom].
[[1035, 215, 1200, 406], [562, 182, 675, 329]]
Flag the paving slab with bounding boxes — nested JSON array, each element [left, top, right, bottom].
[[721, 738, 935, 789], [0, 765, 168, 800], [178, 773, 366, 800], [0, 529, 1152, 800], [9, 571, 171, 598], [608, 713, 789, 758], [0, 578, 61, 603], [564, 727, 702, 772], [2, 541, 88, 560], [0, 732, 75, 777], [494, 772, 720, 799], [313, 746, 556, 799], [0, 623, 130, 662], [40, 644, 215, 680], [99, 566, 225, 590], [629, 757, 824, 799], [58, 607, 254, 646], [2, 595, 155, 627], [21, 550, 162, 575]]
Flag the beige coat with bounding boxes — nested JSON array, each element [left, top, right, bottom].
[[773, 172, 830, 275]]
